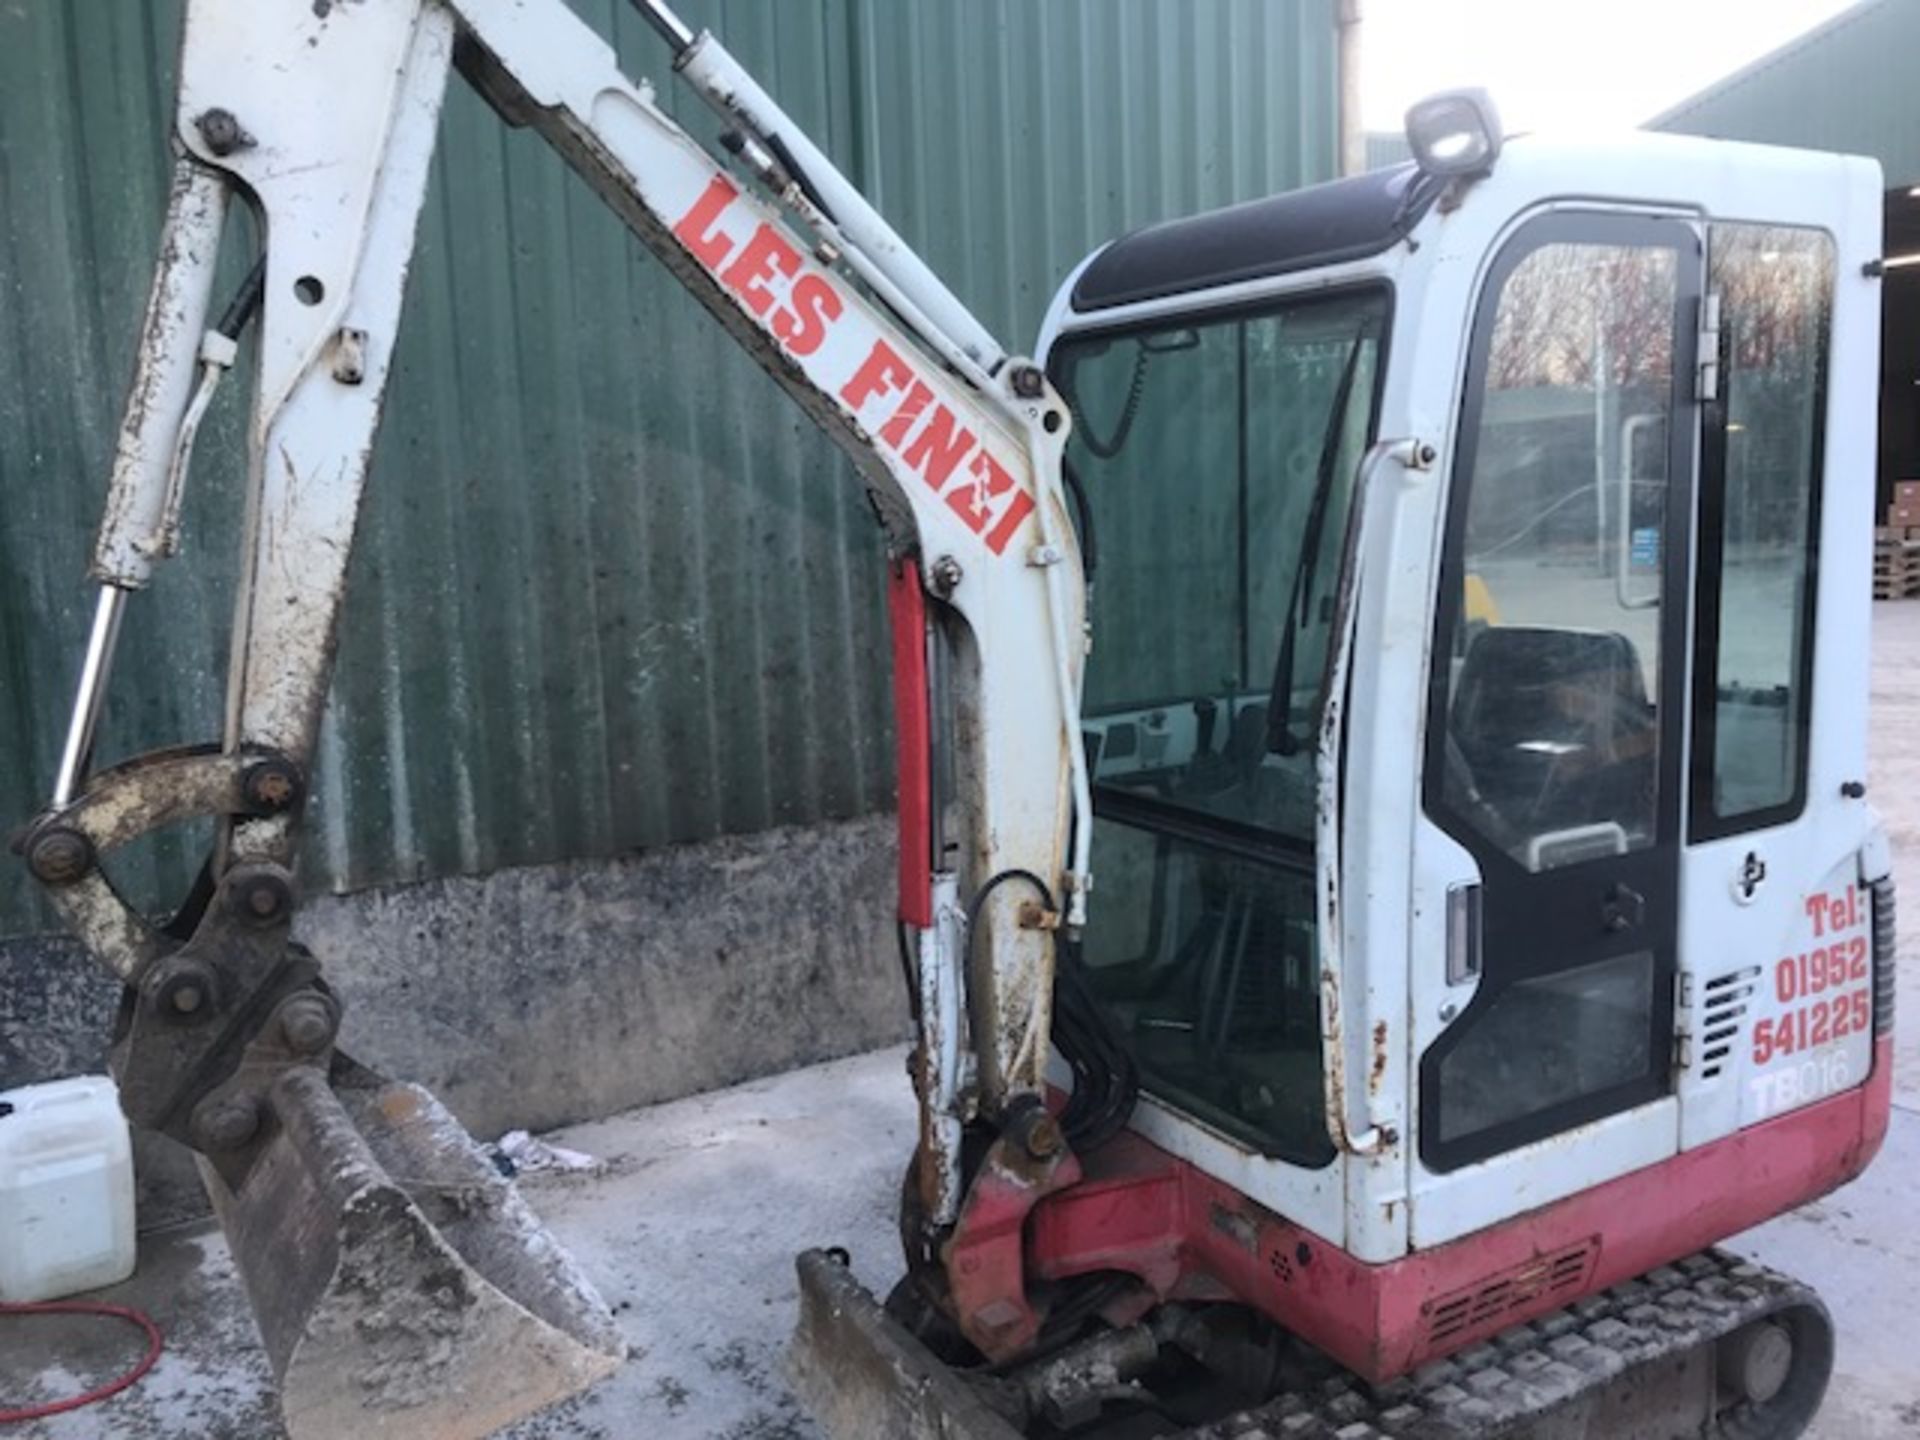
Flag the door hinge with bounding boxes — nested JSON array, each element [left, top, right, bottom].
[[1695, 291, 1722, 403], [1672, 971, 1694, 1072]]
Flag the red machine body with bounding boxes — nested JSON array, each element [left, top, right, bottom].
[[1010, 1043, 1890, 1382]]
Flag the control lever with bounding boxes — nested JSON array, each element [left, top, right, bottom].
[[1194, 697, 1218, 756], [1602, 881, 1646, 933]]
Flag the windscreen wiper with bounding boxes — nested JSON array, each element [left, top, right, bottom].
[[1264, 323, 1373, 756]]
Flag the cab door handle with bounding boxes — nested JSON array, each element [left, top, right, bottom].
[[1447, 882, 1483, 984]]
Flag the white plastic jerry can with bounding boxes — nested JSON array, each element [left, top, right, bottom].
[[0, 1075, 137, 1302]]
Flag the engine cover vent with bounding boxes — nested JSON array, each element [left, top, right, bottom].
[[1699, 966, 1761, 1079], [1422, 1239, 1598, 1350]]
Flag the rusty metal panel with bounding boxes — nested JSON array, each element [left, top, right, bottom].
[[1649, 0, 1920, 185], [0, 0, 1339, 937]]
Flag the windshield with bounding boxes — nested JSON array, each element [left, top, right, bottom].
[[1048, 288, 1387, 1165], [1054, 289, 1387, 848]]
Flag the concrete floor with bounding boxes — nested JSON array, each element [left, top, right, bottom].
[[8, 602, 1920, 1438]]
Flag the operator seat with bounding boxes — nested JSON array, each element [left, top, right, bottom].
[[1448, 626, 1656, 845]]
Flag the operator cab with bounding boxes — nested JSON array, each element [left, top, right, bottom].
[[1042, 188, 1404, 1167], [1038, 98, 1885, 1269]]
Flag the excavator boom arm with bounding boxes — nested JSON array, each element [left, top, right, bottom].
[[20, 0, 1091, 1430]]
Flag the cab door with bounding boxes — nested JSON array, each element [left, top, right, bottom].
[[1410, 210, 1703, 1231]]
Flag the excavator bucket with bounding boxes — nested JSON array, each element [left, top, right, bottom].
[[201, 1059, 625, 1440]]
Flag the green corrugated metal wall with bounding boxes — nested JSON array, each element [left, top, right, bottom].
[[1649, 0, 1920, 183], [0, 0, 1340, 937]]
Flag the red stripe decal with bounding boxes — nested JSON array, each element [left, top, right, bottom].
[[887, 560, 933, 928]]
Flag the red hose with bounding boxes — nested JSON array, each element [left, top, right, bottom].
[[0, 1300, 164, 1424]]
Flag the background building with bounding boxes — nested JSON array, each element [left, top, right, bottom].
[[1650, 0, 1920, 510]]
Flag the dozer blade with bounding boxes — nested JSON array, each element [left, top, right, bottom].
[[791, 1249, 1021, 1440], [202, 1058, 625, 1440]]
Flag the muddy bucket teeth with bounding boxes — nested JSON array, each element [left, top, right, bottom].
[[790, 1248, 1022, 1440], [201, 1057, 624, 1440]]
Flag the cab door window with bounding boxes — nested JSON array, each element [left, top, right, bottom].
[[1436, 238, 1677, 870]]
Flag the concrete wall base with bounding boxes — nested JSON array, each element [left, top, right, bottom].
[[0, 816, 906, 1229]]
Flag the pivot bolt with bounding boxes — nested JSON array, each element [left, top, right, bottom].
[[147, 959, 220, 1023], [1022, 1112, 1064, 1160], [226, 865, 294, 927], [191, 1095, 261, 1152], [277, 995, 338, 1057], [241, 757, 303, 815], [1009, 364, 1046, 399], [26, 827, 94, 886], [195, 108, 254, 157]]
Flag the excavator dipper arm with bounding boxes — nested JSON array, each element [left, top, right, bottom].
[[17, 0, 1090, 1433]]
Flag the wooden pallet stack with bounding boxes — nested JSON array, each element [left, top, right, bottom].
[[1877, 532, 1920, 599], [1878, 481, 1920, 600]]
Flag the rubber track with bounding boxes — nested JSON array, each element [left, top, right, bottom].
[[1186, 1248, 1820, 1439]]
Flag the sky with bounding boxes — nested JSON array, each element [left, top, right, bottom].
[[1363, 0, 1859, 136]]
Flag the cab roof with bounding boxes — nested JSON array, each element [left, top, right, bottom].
[[1069, 164, 1437, 312]]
